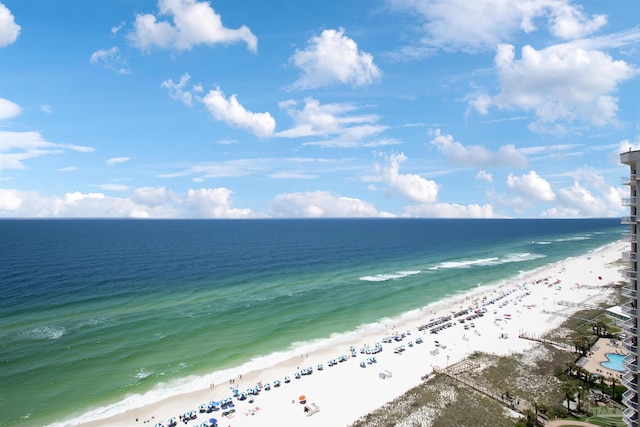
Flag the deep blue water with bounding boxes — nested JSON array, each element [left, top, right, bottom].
[[0, 218, 623, 426]]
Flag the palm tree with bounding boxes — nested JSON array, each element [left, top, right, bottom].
[[561, 382, 576, 412], [565, 360, 576, 376], [597, 320, 607, 337], [576, 387, 585, 412], [610, 377, 618, 400], [580, 335, 591, 356]]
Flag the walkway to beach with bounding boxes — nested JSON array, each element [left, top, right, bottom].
[[436, 360, 549, 425], [545, 421, 599, 427]]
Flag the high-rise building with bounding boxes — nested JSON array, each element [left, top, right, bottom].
[[619, 149, 639, 427]]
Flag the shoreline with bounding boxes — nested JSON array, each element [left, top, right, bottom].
[[61, 240, 626, 427]]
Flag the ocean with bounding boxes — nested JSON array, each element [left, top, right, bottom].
[[0, 218, 624, 426]]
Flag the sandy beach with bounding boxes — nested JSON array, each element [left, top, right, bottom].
[[75, 241, 626, 427]]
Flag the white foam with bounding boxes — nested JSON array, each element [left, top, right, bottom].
[[22, 325, 65, 340], [359, 270, 421, 282]]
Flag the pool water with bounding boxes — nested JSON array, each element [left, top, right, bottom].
[[601, 353, 625, 372]]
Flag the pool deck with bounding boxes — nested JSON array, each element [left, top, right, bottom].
[[580, 337, 627, 381]]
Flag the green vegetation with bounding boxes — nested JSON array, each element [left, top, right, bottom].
[[350, 302, 628, 427]]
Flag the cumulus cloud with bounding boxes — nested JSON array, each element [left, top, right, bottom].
[[106, 156, 130, 166], [185, 188, 254, 218], [269, 190, 391, 218], [0, 131, 94, 170], [201, 87, 276, 138], [506, 170, 556, 202], [387, 0, 607, 55], [403, 202, 502, 218], [90, 47, 131, 74], [276, 98, 394, 148], [476, 170, 493, 182], [132, 186, 176, 207], [429, 128, 528, 168], [0, 3, 20, 47], [129, 0, 257, 53], [541, 169, 625, 218], [470, 43, 638, 133], [377, 153, 439, 203], [0, 97, 21, 120], [0, 186, 254, 218], [161, 73, 274, 138], [289, 28, 381, 89]]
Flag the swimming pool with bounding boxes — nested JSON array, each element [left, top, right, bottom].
[[601, 353, 625, 372]]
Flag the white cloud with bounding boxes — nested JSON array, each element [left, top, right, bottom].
[[106, 156, 131, 166], [542, 175, 625, 218], [277, 98, 393, 148], [387, 0, 607, 55], [185, 188, 254, 218], [97, 183, 130, 191], [289, 28, 381, 89], [162, 74, 273, 137], [0, 131, 94, 170], [377, 153, 439, 203], [403, 202, 502, 218], [40, 105, 52, 114], [429, 128, 528, 168], [90, 47, 131, 74], [615, 137, 640, 162], [0, 3, 20, 48], [57, 166, 77, 172], [129, 0, 257, 53], [471, 43, 638, 132], [111, 22, 125, 35], [161, 73, 202, 106], [0, 187, 253, 218], [476, 170, 493, 182], [133, 186, 176, 207], [269, 191, 392, 218], [547, 2, 607, 39], [506, 170, 556, 202], [201, 87, 275, 138], [0, 97, 21, 120]]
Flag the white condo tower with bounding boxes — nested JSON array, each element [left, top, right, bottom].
[[619, 149, 639, 427]]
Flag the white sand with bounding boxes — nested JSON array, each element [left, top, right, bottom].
[[76, 241, 626, 427]]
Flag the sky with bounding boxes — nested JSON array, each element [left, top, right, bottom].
[[1, 0, 639, 219]]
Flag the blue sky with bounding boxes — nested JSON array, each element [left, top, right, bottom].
[[1, 0, 639, 218]]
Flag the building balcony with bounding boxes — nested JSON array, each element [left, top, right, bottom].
[[623, 269, 638, 279], [623, 300, 638, 317], [622, 175, 638, 185], [623, 354, 637, 371], [622, 216, 638, 224], [623, 251, 638, 260], [623, 340, 638, 354], [622, 233, 638, 243], [623, 407, 639, 427], [622, 285, 638, 299], [623, 197, 639, 206], [623, 389, 639, 411], [622, 370, 637, 389], [623, 319, 638, 338]]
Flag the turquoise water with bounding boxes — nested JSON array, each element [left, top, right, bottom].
[[0, 218, 623, 426], [601, 353, 625, 372]]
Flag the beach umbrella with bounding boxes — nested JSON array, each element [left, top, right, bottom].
[[209, 418, 217, 424], [299, 395, 306, 401]]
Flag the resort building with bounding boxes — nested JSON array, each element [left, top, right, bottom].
[[619, 149, 640, 427]]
